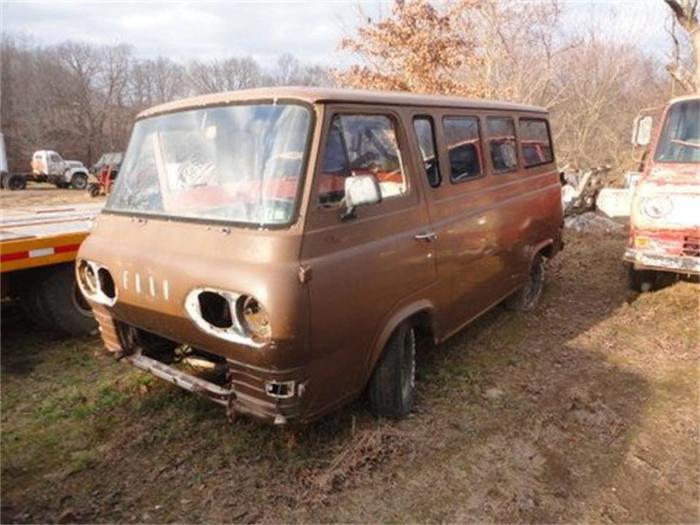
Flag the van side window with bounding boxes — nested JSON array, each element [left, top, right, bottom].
[[413, 116, 441, 188], [487, 117, 518, 172], [443, 116, 482, 182], [50, 153, 62, 163], [519, 118, 554, 167], [319, 114, 407, 206]]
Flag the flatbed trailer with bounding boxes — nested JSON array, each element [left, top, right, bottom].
[[1, 203, 102, 335]]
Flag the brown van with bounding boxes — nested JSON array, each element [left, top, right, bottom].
[[77, 87, 563, 425]]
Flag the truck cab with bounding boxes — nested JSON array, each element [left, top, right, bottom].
[[626, 95, 700, 290]]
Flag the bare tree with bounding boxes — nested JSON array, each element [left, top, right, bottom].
[[187, 57, 264, 94], [663, 0, 699, 92], [337, 0, 669, 169]]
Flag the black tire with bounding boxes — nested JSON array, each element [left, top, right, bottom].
[[505, 253, 546, 312], [368, 323, 416, 419], [6, 173, 26, 191], [17, 270, 55, 330], [23, 264, 97, 336], [627, 265, 657, 293], [70, 172, 88, 190], [88, 183, 101, 198]]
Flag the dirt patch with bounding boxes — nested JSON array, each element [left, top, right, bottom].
[[1, 230, 698, 523], [0, 185, 104, 208]]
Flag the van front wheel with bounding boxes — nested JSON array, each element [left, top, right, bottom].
[[368, 323, 416, 419], [505, 253, 545, 312]]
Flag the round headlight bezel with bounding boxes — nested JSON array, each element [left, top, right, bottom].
[[642, 196, 673, 219]]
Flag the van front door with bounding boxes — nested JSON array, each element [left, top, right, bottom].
[[300, 108, 436, 413]]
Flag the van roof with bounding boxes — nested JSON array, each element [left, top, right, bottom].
[[669, 94, 700, 105], [137, 86, 546, 119]]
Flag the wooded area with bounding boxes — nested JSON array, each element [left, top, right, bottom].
[[0, 41, 331, 170], [1, 0, 697, 173]]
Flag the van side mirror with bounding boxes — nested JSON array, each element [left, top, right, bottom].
[[631, 115, 653, 146], [341, 175, 382, 221]]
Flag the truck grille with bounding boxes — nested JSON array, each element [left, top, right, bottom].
[[683, 236, 700, 257]]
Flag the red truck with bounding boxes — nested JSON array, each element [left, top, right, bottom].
[[626, 95, 700, 291]]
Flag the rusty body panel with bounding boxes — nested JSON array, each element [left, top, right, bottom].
[[626, 96, 700, 276], [79, 87, 563, 424]]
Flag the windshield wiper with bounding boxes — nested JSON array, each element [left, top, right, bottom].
[[671, 139, 700, 149]]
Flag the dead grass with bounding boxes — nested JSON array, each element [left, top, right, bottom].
[[1, 229, 698, 524], [0, 184, 104, 208]]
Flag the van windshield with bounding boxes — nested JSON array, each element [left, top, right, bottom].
[[106, 103, 312, 226], [654, 99, 700, 163]]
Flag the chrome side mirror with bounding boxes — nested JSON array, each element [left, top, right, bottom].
[[341, 175, 382, 220]]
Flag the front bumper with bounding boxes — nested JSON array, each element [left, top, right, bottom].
[[624, 248, 700, 275], [93, 307, 308, 425], [125, 351, 303, 425]]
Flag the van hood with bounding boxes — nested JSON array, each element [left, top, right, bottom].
[[78, 212, 306, 368]]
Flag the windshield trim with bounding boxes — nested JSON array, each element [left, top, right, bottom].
[[654, 99, 700, 165], [105, 99, 317, 230]]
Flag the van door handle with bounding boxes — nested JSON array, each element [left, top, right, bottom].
[[414, 232, 438, 242]]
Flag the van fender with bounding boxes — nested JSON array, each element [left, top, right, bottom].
[[531, 238, 555, 264], [363, 299, 437, 380]]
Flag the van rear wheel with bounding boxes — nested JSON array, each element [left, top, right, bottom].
[[505, 253, 545, 312], [368, 323, 416, 419]]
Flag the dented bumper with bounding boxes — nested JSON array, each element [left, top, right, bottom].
[[125, 352, 303, 424], [624, 248, 700, 275], [92, 307, 307, 425], [626, 229, 700, 275]]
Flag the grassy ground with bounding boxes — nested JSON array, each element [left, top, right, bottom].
[[1, 228, 698, 523]]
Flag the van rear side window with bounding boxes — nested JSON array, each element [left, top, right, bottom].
[[519, 119, 554, 167], [487, 117, 518, 172], [443, 116, 482, 182], [319, 114, 407, 206], [413, 116, 441, 188]]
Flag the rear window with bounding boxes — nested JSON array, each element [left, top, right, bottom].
[[519, 119, 554, 167], [487, 117, 518, 172], [443, 116, 482, 182]]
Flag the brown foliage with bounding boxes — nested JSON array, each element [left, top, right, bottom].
[[337, 0, 485, 97]]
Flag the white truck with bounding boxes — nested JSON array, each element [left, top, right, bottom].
[[30, 150, 90, 189], [0, 136, 91, 191]]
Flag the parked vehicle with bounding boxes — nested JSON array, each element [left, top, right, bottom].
[[90, 152, 123, 177], [30, 150, 89, 189], [0, 132, 27, 191], [625, 95, 700, 291], [77, 87, 563, 425], [1, 204, 101, 336]]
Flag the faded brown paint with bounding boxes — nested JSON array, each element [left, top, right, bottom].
[[79, 87, 563, 424]]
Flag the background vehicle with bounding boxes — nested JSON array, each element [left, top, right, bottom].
[[0, 132, 27, 191], [88, 152, 122, 197], [30, 150, 90, 189], [1, 204, 100, 335], [90, 152, 123, 178], [625, 95, 700, 291]]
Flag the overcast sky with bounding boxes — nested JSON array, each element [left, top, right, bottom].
[[1, 1, 673, 69]]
